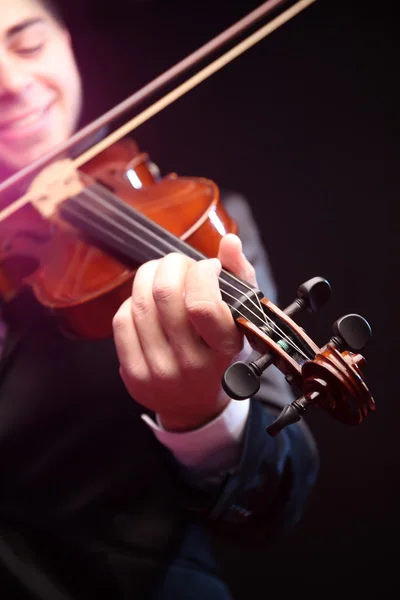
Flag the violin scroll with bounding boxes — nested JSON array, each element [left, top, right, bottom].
[[222, 276, 331, 399], [222, 278, 375, 436]]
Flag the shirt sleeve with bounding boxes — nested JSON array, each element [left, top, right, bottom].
[[141, 398, 250, 473]]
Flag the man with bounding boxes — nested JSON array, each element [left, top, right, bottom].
[[0, 1, 319, 598]]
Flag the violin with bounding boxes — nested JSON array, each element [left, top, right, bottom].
[[0, 0, 375, 436]]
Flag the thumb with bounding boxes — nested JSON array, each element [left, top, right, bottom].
[[217, 233, 258, 287]]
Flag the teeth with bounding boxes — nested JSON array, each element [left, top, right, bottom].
[[0, 108, 46, 131]]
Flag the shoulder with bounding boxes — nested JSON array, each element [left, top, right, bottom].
[[220, 189, 256, 229]]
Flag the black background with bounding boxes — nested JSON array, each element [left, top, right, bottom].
[[60, 0, 398, 594]]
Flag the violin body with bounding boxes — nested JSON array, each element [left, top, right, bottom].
[[0, 140, 237, 339]]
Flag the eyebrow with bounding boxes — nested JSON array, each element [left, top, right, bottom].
[[6, 18, 45, 40]]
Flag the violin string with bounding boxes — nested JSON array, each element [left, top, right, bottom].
[[79, 181, 309, 360], [66, 198, 310, 361], [64, 202, 267, 330], [83, 179, 269, 330], [67, 180, 309, 360], [81, 177, 266, 323], [64, 196, 266, 329]]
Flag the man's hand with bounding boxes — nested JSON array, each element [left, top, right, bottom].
[[112, 233, 258, 431]]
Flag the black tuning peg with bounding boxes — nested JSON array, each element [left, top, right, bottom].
[[283, 277, 331, 319], [330, 314, 372, 352], [266, 395, 312, 436], [222, 352, 274, 400], [222, 362, 260, 400]]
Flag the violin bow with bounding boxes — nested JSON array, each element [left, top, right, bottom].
[[0, 0, 317, 212]]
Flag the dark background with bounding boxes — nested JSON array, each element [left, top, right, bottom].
[[61, 0, 398, 594]]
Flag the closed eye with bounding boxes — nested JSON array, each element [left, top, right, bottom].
[[16, 44, 45, 56]]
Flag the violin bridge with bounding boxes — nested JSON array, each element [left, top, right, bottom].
[[27, 159, 84, 219]]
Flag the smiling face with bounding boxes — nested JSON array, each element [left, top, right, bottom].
[[0, 0, 82, 178]]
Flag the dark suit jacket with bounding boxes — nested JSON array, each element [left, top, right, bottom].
[[0, 192, 319, 599]]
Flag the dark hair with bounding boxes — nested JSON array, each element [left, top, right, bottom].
[[38, 0, 64, 22]]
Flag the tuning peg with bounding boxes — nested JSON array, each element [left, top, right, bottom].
[[266, 395, 312, 436], [330, 314, 372, 352], [283, 277, 331, 319], [222, 352, 273, 400]]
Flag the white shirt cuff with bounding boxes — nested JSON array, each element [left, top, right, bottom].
[[141, 398, 250, 473]]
